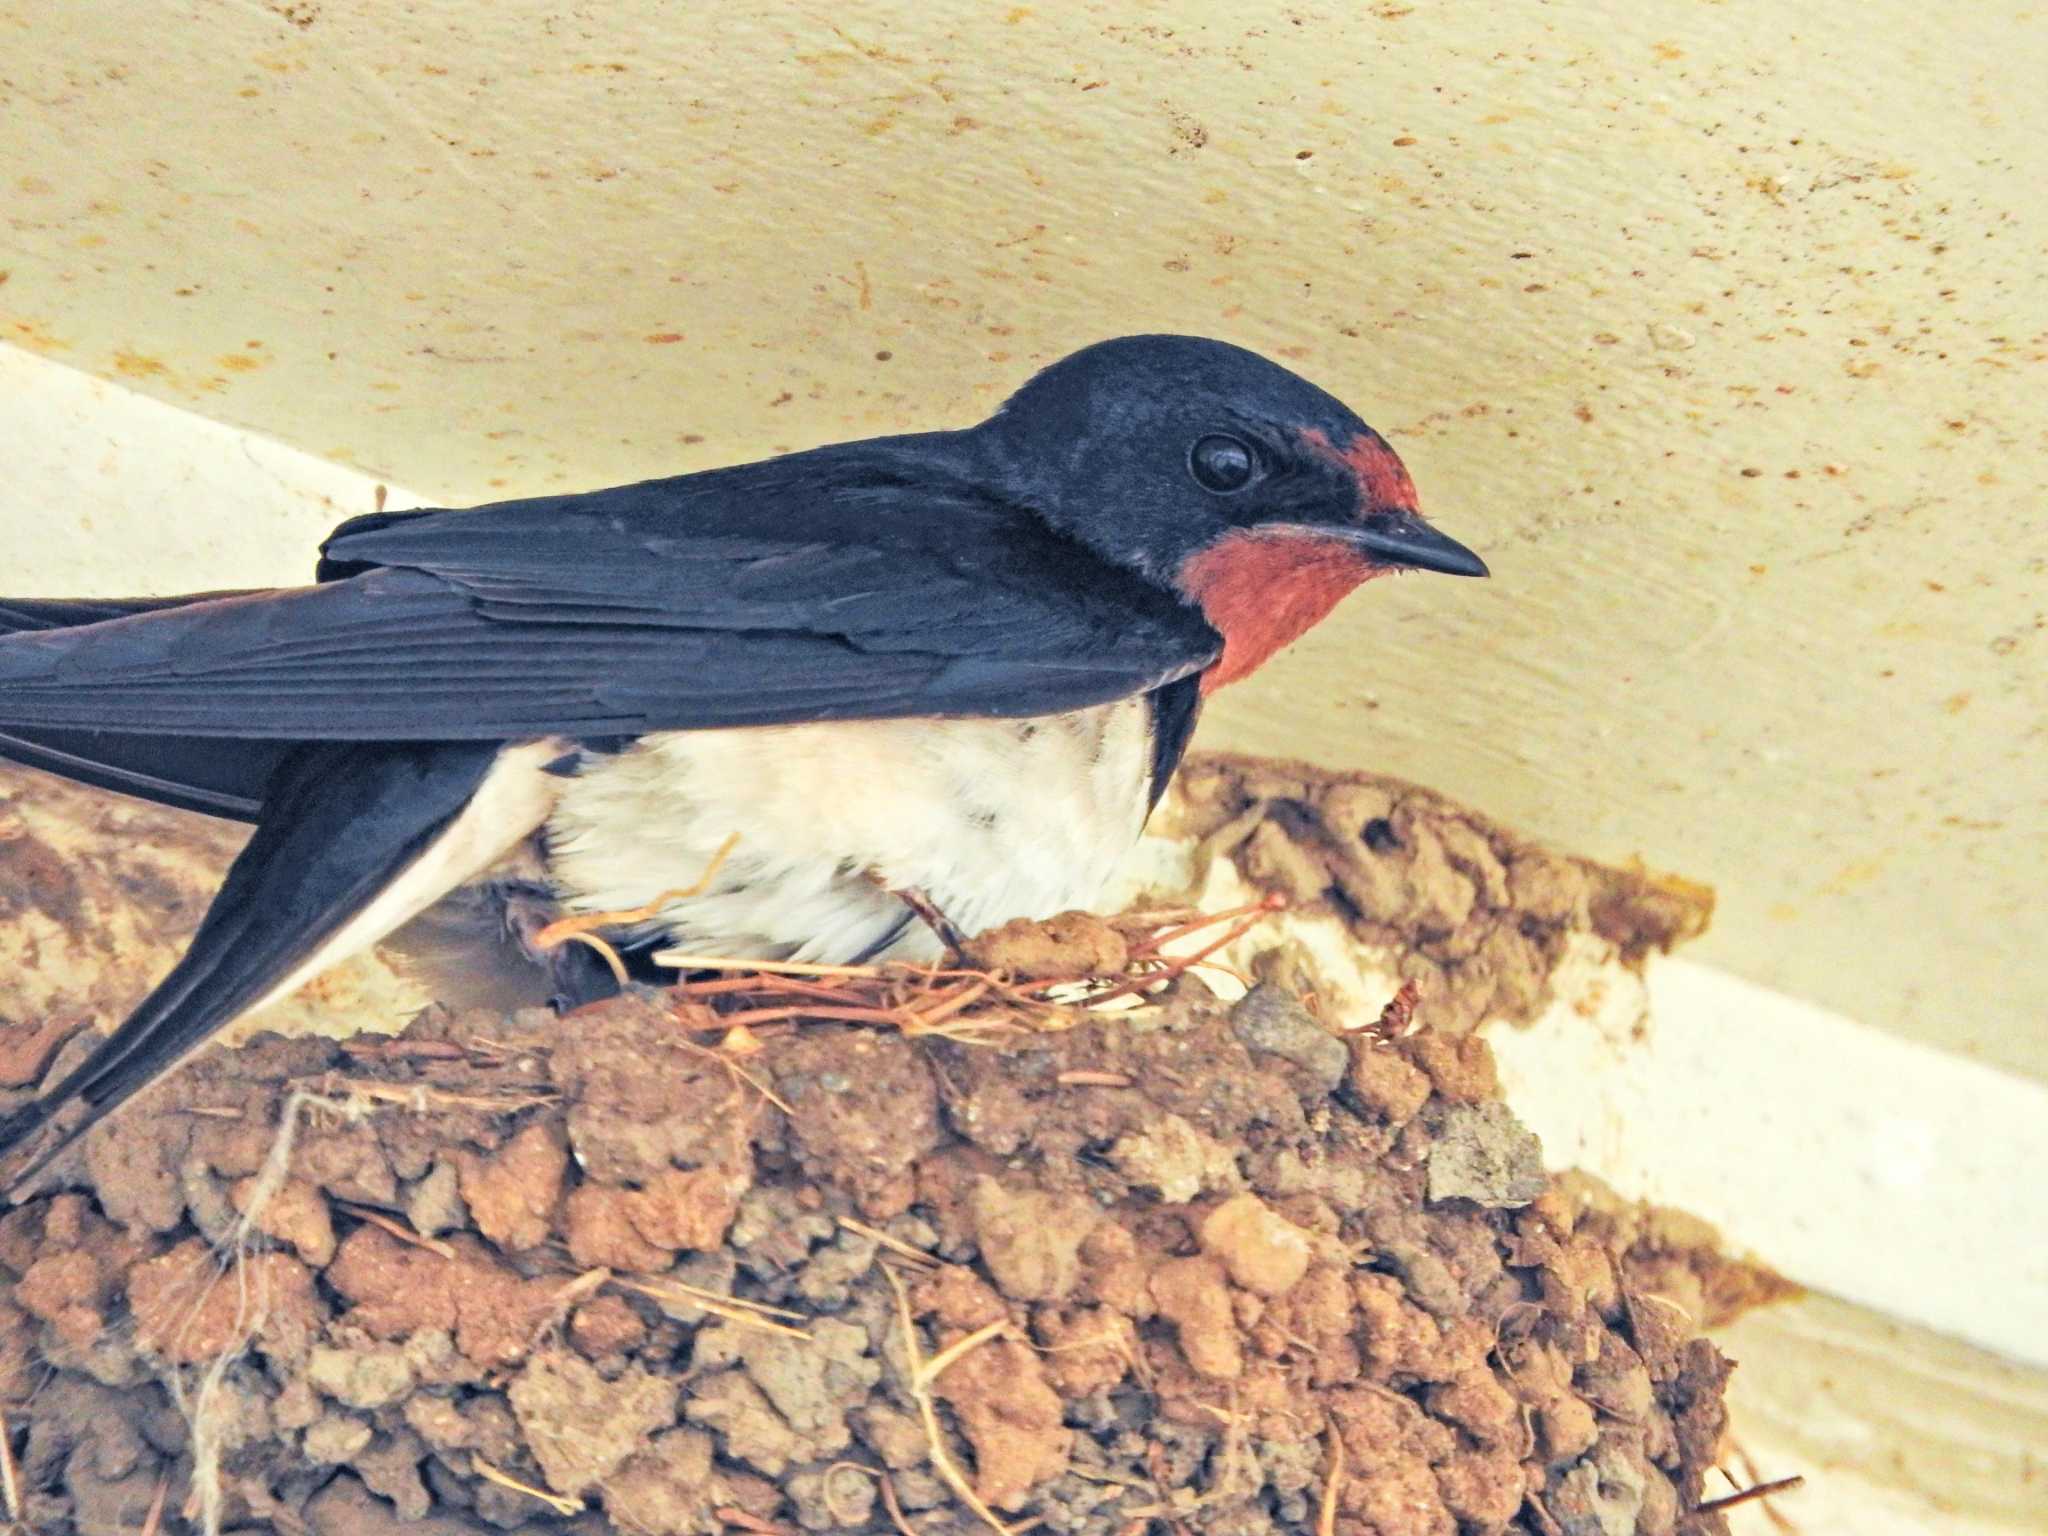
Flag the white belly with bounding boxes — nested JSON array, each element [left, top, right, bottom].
[[540, 699, 1156, 963]]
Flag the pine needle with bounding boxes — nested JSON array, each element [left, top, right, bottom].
[[879, 1474, 923, 1536], [139, 1473, 170, 1536], [715, 1507, 802, 1536], [820, 1462, 881, 1527], [531, 1266, 613, 1346], [334, 1201, 456, 1259], [655, 952, 886, 978], [837, 1215, 942, 1268], [678, 1035, 794, 1115], [1317, 1426, 1345, 1536], [1696, 1473, 1805, 1514], [471, 1456, 583, 1516], [610, 1275, 812, 1337]]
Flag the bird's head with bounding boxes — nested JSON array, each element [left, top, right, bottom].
[[976, 335, 1487, 692]]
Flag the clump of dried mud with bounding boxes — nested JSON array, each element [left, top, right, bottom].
[[1, 955, 1737, 1536], [1168, 754, 1718, 1036]]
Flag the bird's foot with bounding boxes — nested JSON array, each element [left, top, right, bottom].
[[886, 884, 969, 954]]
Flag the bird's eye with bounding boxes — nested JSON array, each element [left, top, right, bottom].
[[1188, 434, 1256, 493]]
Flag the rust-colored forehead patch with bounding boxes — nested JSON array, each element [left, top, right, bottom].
[[1301, 426, 1418, 512]]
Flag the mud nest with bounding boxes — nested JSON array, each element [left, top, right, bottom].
[[1, 925, 1736, 1536]]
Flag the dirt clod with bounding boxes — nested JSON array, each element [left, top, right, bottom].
[[1428, 1102, 1548, 1208], [455, 1119, 566, 1253], [508, 1347, 677, 1495], [959, 909, 1129, 979], [1200, 1192, 1316, 1296]]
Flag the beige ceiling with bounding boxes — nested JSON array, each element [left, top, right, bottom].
[[4, 0, 2043, 1075]]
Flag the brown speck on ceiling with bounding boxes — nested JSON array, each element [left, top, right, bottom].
[[111, 349, 170, 380]]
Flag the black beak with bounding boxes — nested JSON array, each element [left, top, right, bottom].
[[1344, 511, 1490, 578]]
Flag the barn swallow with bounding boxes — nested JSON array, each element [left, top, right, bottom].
[[0, 334, 1485, 1187]]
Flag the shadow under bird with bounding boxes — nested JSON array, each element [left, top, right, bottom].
[[0, 334, 1486, 1190]]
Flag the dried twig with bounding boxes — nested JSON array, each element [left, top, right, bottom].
[[715, 1507, 801, 1536], [1122, 895, 1282, 959], [610, 1275, 811, 1338], [921, 1318, 1010, 1384], [677, 1034, 794, 1115], [1069, 898, 1284, 1008], [472, 1456, 583, 1516], [1317, 1426, 1345, 1536], [820, 1462, 881, 1527], [1696, 1473, 1806, 1514], [334, 1202, 456, 1259], [139, 1473, 170, 1536], [878, 1473, 923, 1536], [531, 1267, 612, 1345], [1728, 1445, 1804, 1533], [838, 1215, 942, 1267], [882, 1265, 1012, 1536], [656, 952, 886, 978], [1056, 1070, 1133, 1088]]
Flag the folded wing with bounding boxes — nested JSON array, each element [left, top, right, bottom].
[[0, 442, 1219, 742]]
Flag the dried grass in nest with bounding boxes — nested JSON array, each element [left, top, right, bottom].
[[642, 895, 1288, 1056]]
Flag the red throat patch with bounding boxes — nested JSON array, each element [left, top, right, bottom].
[[1178, 532, 1378, 694]]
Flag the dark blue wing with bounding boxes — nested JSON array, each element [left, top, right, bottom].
[[0, 741, 502, 1191], [0, 437, 1219, 742], [0, 594, 282, 818]]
